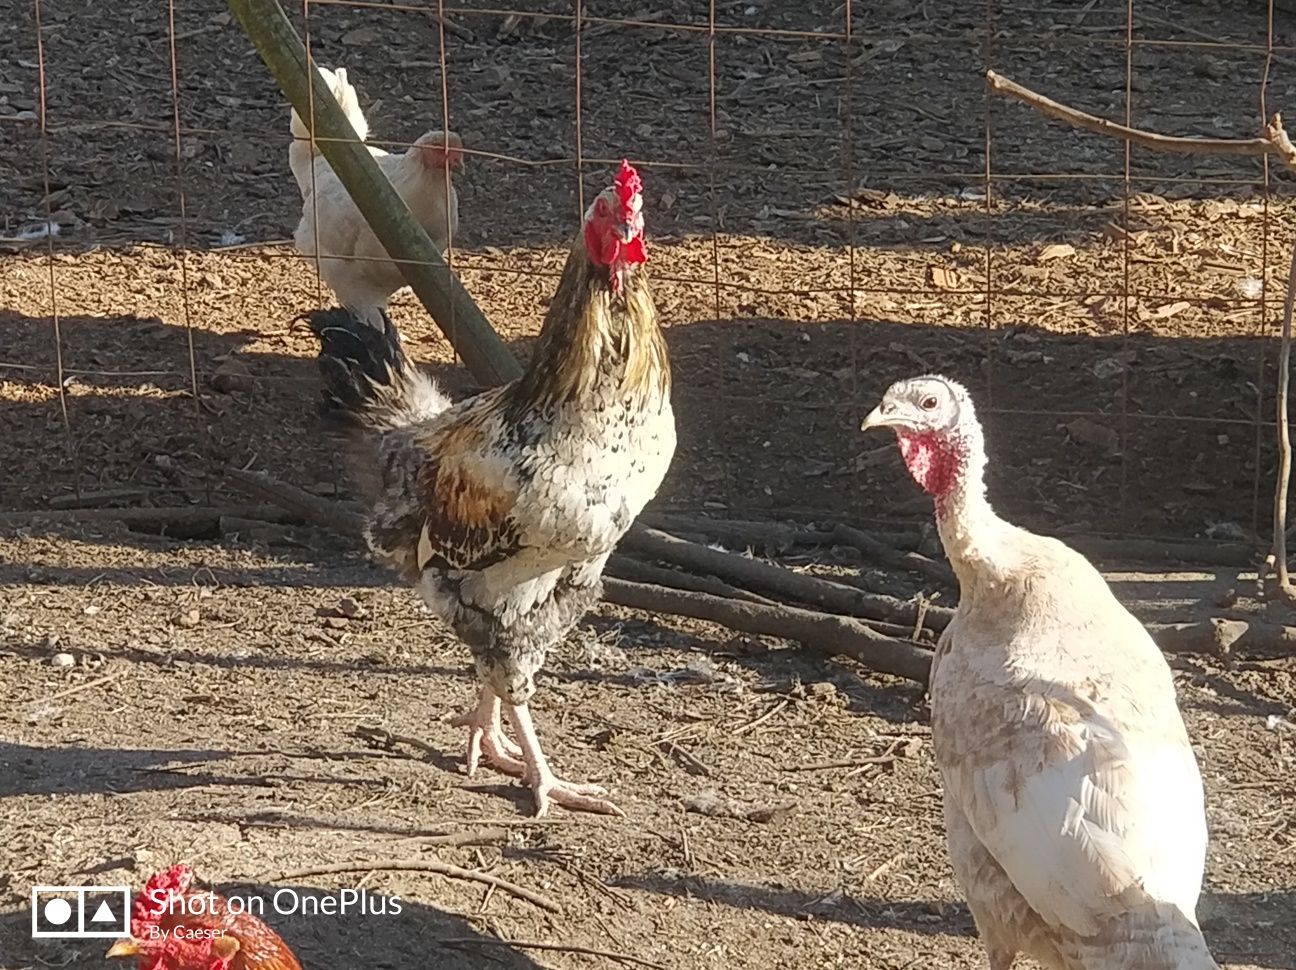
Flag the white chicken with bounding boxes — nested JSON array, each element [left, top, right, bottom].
[[288, 65, 375, 197], [862, 375, 1217, 970], [290, 64, 463, 328]]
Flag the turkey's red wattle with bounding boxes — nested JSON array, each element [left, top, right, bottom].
[[897, 430, 963, 498]]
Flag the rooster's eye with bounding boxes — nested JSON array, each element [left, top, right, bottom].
[[920, 395, 938, 410]]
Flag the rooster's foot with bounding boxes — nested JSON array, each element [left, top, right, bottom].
[[450, 686, 526, 777], [526, 768, 624, 818], [505, 701, 625, 817]]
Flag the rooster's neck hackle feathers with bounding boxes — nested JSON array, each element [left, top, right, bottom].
[[516, 162, 667, 414]]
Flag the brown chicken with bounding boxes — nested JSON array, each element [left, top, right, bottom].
[[308, 160, 674, 816], [106, 865, 301, 970]]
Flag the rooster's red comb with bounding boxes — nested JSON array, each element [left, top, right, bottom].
[[131, 864, 194, 935], [614, 159, 642, 214]]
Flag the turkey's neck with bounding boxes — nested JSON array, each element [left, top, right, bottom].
[[900, 427, 1001, 577]]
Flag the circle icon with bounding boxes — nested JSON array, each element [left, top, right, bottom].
[[42, 898, 73, 926]]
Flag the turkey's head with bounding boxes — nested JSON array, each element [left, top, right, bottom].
[[860, 375, 982, 500]]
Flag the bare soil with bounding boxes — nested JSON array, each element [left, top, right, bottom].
[[1, 1, 1294, 968]]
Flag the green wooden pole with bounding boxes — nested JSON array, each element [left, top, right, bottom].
[[227, 0, 523, 385]]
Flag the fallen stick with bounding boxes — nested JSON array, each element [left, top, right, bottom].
[[621, 526, 953, 631], [1267, 240, 1296, 601], [640, 513, 835, 553], [0, 505, 296, 530], [986, 69, 1296, 167], [263, 859, 560, 913], [603, 577, 934, 685], [1064, 534, 1257, 568], [605, 554, 775, 604], [222, 467, 365, 534], [831, 523, 954, 588], [642, 511, 921, 553], [47, 488, 150, 509], [439, 938, 667, 970], [1147, 618, 1296, 659]]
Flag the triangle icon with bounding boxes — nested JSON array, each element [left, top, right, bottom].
[[90, 900, 116, 923]]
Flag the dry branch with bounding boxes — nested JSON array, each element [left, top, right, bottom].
[[1146, 618, 1296, 659], [621, 526, 954, 631], [986, 70, 1296, 170], [831, 523, 954, 588], [1267, 242, 1296, 601], [605, 554, 774, 604], [642, 512, 921, 553], [603, 577, 935, 685], [222, 467, 365, 535], [264, 859, 560, 913], [1065, 535, 1257, 568], [227, 0, 521, 386], [0, 505, 296, 530]]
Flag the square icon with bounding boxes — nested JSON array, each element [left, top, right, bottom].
[[31, 886, 131, 939]]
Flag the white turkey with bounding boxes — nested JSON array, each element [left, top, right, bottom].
[[861, 374, 1217, 970]]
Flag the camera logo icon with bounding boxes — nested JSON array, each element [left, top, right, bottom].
[[31, 886, 131, 939]]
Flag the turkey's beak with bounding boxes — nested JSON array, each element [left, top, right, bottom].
[[106, 939, 142, 959], [860, 405, 892, 432]]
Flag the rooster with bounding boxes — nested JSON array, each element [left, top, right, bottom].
[[308, 160, 674, 815], [291, 64, 463, 329], [106, 865, 301, 970], [863, 375, 1217, 970]]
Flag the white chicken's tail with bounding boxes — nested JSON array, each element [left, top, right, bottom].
[[307, 306, 452, 436], [288, 66, 370, 196]]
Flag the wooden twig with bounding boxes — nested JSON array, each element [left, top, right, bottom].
[[439, 938, 667, 970], [641, 511, 921, 553], [604, 577, 934, 684], [221, 467, 365, 535], [831, 523, 954, 588], [30, 671, 124, 705], [1147, 618, 1296, 659], [1266, 241, 1296, 601], [986, 70, 1296, 170], [421, 9, 475, 42], [1065, 534, 1257, 568], [621, 526, 953, 631], [605, 554, 775, 604], [263, 860, 560, 913], [47, 488, 149, 509], [0, 505, 296, 530]]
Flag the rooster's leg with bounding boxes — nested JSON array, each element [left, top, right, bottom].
[[450, 685, 525, 777], [505, 702, 624, 817]]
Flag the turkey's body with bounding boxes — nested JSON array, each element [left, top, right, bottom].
[[930, 486, 1216, 970], [861, 376, 1218, 970]]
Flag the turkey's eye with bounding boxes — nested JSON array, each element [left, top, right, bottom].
[[920, 395, 938, 410]]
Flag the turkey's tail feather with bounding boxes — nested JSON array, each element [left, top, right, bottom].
[[289, 65, 369, 194], [307, 307, 451, 436]]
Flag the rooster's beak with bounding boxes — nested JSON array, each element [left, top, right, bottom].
[[860, 405, 892, 432], [615, 223, 636, 243], [106, 939, 142, 958]]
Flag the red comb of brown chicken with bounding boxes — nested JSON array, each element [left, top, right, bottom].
[[106, 865, 302, 970]]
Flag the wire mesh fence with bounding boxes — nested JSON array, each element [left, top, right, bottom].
[[4, 0, 1296, 547]]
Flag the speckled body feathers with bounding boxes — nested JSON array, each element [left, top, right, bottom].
[[309, 233, 673, 706]]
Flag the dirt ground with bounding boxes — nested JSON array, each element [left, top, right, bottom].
[[2, 0, 1295, 968]]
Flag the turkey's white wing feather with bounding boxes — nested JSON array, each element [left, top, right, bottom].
[[941, 617, 1207, 938]]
